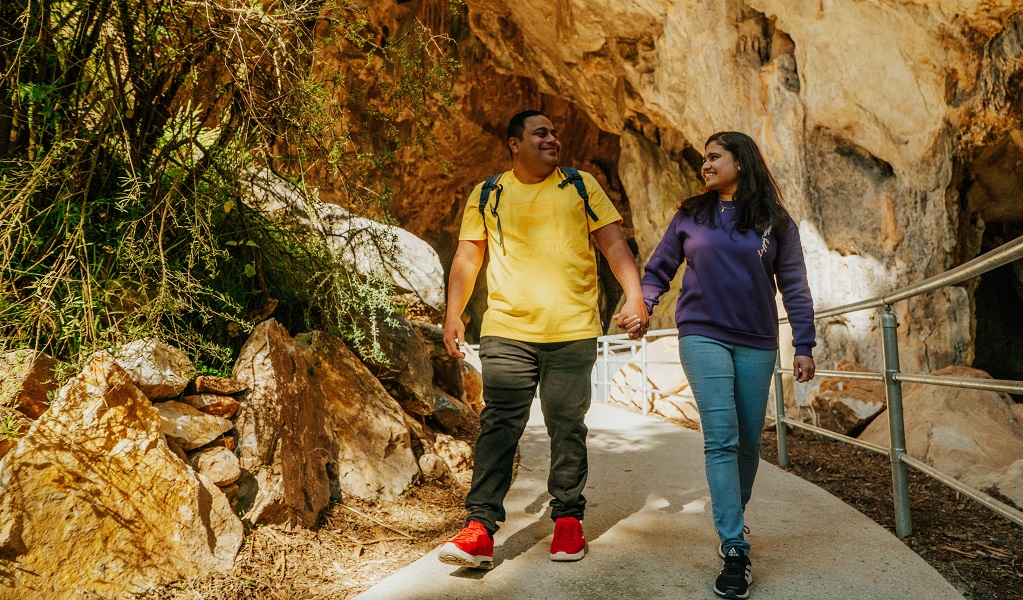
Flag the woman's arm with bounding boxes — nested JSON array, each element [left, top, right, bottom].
[[775, 218, 817, 381], [641, 213, 685, 314]]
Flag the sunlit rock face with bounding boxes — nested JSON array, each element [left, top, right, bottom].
[[322, 2, 1023, 401]]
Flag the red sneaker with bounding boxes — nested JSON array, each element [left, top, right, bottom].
[[550, 516, 587, 561], [438, 520, 494, 570]]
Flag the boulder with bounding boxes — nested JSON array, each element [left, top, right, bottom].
[[419, 453, 453, 482], [651, 388, 699, 427], [434, 433, 473, 472], [411, 320, 467, 404], [106, 338, 195, 400], [190, 447, 242, 487], [859, 366, 1023, 491], [243, 168, 445, 310], [644, 336, 688, 394], [232, 320, 335, 527], [154, 401, 234, 451], [188, 375, 248, 396], [0, 411, 32, 460], [996, 459, 1023, 509], [0, 349, 60, 419], [180, 393, 241, 418], [362, 313, 436, 417], [809, 361, 886, 435], [232, 321, 418, 523], [608, 360, 649, 412], [0, 355, 241, 599], [432, 388, 468, 431], [297, 332, 419, 501], [463, 362, 484, 413]]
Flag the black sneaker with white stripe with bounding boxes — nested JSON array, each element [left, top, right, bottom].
[[715, 546, 752, 599]]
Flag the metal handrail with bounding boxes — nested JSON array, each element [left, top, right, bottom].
[[592, 233, 1023, 536]]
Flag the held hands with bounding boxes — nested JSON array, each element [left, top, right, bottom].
[[612, 297, 650, 340], [793, 355, 816, 383], [443, 315, 467, 358]]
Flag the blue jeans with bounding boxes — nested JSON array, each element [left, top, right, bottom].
[[679, 335, 777, 554]]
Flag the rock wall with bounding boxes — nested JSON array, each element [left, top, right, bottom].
[[340, 1, 1023, 405]]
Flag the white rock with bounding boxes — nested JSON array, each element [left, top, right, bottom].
[[0, 355, 241, 598], [190, 447, 242, 487], [154, 401, 234, 451], [434, 433, 473, 472], [106, 338, 195, 400], [419, 453, 453, 482]]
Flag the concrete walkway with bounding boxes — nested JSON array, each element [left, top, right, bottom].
[[356, 400, 962, 600]]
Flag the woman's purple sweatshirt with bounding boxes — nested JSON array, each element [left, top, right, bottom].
[[641, 206, 816, 356]]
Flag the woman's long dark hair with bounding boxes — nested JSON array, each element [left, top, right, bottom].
[[680, 131, 789, 235]]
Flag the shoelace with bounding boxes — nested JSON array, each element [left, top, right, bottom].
[[452, 524, 487, 544], [553, 521, 581, 543], [722, 555, 748, 576]]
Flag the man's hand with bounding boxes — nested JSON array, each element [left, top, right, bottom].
[[613, 297, 650, 340], [443, 315, 467, 358], [793, 355, 816, 383]]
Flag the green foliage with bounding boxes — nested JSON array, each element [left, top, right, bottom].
[[0, 0, 458, 373]]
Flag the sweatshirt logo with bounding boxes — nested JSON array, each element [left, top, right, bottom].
[[758, 227, 772, 258]]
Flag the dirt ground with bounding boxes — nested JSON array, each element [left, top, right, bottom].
[[137, 415, 1023, 600], [760, 428, 1023, 600]]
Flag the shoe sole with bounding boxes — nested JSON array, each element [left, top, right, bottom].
[[437, 543, 494, 570], [713, 572, 753, 599], [550, 543, 587, 562], [713, 587, 750, 600]]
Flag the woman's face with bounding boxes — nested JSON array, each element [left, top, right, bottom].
[[702, 141, 740, 195]]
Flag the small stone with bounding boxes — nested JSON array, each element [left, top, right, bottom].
[[431, 388, 467, 431], [154, 401, 234, 451], [106, 338, 195, 400], [191, 376, 248, 396], [0, 349, 61, 419], [419, 453, 452, 482], [189, 447, 242, 487], [433, 433, 473, 472], [180, 394, 241, 419]]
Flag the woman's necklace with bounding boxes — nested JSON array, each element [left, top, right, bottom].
[[719, 200, 735, 213]]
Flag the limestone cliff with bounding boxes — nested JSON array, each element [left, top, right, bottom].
[[324, 1, 1023, 400]]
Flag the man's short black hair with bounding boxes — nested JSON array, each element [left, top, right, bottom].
[[506, 110, 546, 159]]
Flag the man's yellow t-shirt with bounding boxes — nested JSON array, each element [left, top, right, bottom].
[[458, 168, 623, 343]]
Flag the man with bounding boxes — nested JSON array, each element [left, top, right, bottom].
[[438, 110, 649, 570]]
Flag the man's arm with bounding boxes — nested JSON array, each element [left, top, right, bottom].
[[592, 223, 649, 339], [444, 239, 487, 357]]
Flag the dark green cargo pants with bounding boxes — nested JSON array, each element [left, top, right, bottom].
[[465, 336, 597, 534]]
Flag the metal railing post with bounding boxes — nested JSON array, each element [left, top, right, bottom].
[[774, 353, 789, 468], [601, 338, 610, 402], [882, 306, 912, 538], [640, 337, 649, 414]]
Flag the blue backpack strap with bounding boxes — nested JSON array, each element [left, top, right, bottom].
[[479, 173, 504, 247], [557, 167, 598, 221]]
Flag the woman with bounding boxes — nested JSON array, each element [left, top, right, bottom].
[[634, 131, 816, 599]]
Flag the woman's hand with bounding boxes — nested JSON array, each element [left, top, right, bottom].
[[793, 355, 816, 383]]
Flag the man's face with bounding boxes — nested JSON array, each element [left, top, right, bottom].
[[510, 115, 561, 170]]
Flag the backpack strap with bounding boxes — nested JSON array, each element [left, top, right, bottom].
[[557, 167, 599, 222], [479, 173, 504, 247]]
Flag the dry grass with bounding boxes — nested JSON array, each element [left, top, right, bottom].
[[135, 473, 470, 600]]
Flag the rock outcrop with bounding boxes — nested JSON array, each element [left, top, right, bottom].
[[809, 360, 886, 435], [0, 356, 242, 599], [232, 320, 419, 526], [345, 1, 1023, 409], [859, 366, 1023, 496], [106, 337, 196, 400], [0, 349, 60, 419]]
